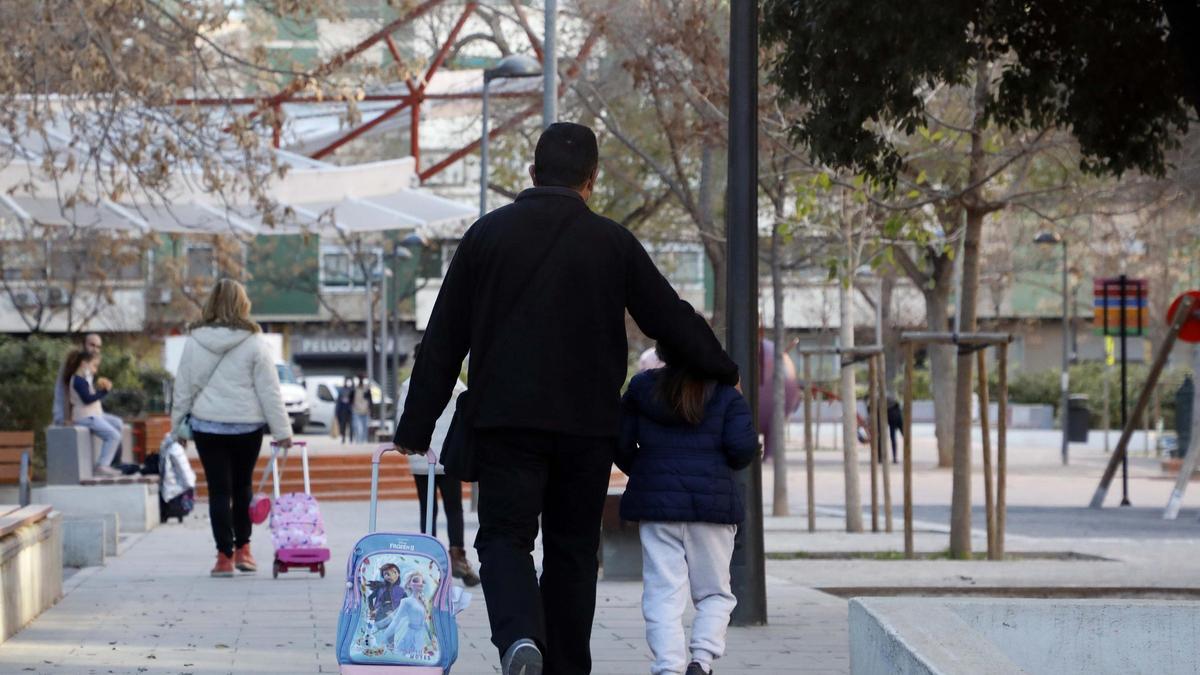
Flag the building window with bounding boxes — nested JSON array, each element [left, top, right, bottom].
[[186, 244, 215, 280], [48, 240, 144, 281], [320, 245, 381, 290], [650, 247, 705, 286], [1, 241, 46, 281]]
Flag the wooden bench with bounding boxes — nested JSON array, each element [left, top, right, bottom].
[[0, 432, 34, 506], [0, 503, 53, 538]]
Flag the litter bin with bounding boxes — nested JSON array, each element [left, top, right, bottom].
[[1177, 376, 1194, 458], [1067, 394, 1090, 443]]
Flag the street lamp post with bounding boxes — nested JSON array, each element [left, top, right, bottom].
[[1035, 231, 1070, 465], [480, 55, 542, 218], [727, 0, 767, 626]]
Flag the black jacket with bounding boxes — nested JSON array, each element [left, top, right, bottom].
[[394, 187, 737, 451], [617, 370, 759, 524]]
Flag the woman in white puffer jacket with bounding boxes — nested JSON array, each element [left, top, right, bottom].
[[172, 279, 293, 577]]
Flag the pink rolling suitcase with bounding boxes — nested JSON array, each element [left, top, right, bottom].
[[266, 440, 332, 578]]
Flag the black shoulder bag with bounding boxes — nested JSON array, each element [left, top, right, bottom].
[[438, 208, 579, 481]]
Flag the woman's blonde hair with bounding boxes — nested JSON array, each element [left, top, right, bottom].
[[195, 278, 260, 333]]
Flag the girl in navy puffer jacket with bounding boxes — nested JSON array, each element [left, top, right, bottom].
[[616, 344, 759, 675]]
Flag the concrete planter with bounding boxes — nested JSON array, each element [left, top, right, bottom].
[[0, 510, 62, 643]]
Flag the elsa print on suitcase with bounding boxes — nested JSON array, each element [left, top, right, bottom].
[[352, 554, 441, 663]]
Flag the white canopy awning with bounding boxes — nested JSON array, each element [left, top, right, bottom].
[[0, 121, 475, 239]]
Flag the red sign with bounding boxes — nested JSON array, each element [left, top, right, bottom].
[[1167, 291, 1200, 344]]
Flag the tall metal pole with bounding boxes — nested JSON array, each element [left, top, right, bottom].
[[727, 0, 766, 626], [391, 246, 402, 421], [362, 239, 375, 391], [379, 269, 390, 439], [1060, 240, 1070, 465], [543, 0, 558, 129], [480, 78, 491, 218], [1120, 274, 1131, 506]]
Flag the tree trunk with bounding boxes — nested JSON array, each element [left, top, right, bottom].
[[708, 250, 727, 338], [840, 217, 863, 532], [926, 281, 956, 468], [699, 144, 726, 336], [949, 59, 991, 559], [771, 212, 789, 517], [879, 268, 899, 392]]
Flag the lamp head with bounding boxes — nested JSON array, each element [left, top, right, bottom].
[[484, 54, 542, 82], [1033, 231, 1063, 246]]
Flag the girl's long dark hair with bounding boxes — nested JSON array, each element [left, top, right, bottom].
[[61, 349, 89, 387], [654, 343, 715, 425]]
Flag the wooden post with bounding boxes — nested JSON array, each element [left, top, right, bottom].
[[903, 343, 915, 558], [878, 352, 894, 533], [976, 349, 996, 560], [997, 342, 1008, 558], [1090, 294, 1196, 507], [804, 355, 816, 533], [868, 356, 880, 532]]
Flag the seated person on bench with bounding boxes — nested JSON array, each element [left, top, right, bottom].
[[63, 349, 123, 477]]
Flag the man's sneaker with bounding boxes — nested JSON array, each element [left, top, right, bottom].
[[501, 638, 542, 675], [449, 546, 481, 587], [686, 663, 712, 675], [210, 552, 234, 577]]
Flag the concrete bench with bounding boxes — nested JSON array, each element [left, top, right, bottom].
[[45, 425, 135, 486], [0, 503, 62, 643], [0, 433, 33, 506], [600, 487, 642, 581], [32, 475, 159, 534]]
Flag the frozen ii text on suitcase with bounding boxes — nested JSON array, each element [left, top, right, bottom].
[[336, 446, 470, 674]]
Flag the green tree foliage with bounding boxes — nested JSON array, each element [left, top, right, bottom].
[[761, 0, 1193, 184]]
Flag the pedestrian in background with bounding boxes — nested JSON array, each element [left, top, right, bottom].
[[171, 278, 293, 577], [397, 342, 479, 586], [352, 373, 373, 443], [64, 350, 123, 477], [336, 376, 355, 444]]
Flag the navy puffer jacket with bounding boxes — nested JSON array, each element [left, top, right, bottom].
[[616, 369, 760, 524]]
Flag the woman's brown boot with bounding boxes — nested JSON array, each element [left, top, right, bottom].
[[449, 546, 480, 586], [234, 544, 257, 572], [211, 552, 234, 577]]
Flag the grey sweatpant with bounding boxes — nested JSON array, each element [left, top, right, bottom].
[[639, 521, 737, 675]]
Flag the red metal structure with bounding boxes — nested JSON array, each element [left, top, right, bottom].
[[175, 0, 599, 185]]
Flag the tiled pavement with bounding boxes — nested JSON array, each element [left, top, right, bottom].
[[0, 500, 849, 674]]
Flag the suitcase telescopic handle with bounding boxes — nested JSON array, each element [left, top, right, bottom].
[[370, 445, 438, 534], [269, 440, 311, 498]]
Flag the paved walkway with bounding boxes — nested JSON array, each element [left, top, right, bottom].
[[7, 426, 1200, 674], [0, 501, 848, 674]]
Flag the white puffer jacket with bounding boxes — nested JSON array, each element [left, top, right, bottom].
[[170, 326, 292, 441]]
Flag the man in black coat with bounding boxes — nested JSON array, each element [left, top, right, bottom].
[[394, 122, 737, 675]]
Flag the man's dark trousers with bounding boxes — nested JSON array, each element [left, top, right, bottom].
[[474, 429, 615, 675]]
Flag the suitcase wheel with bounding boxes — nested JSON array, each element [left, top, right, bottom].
[[273, 560, 283, 579], [319, 562, 325, 578]]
